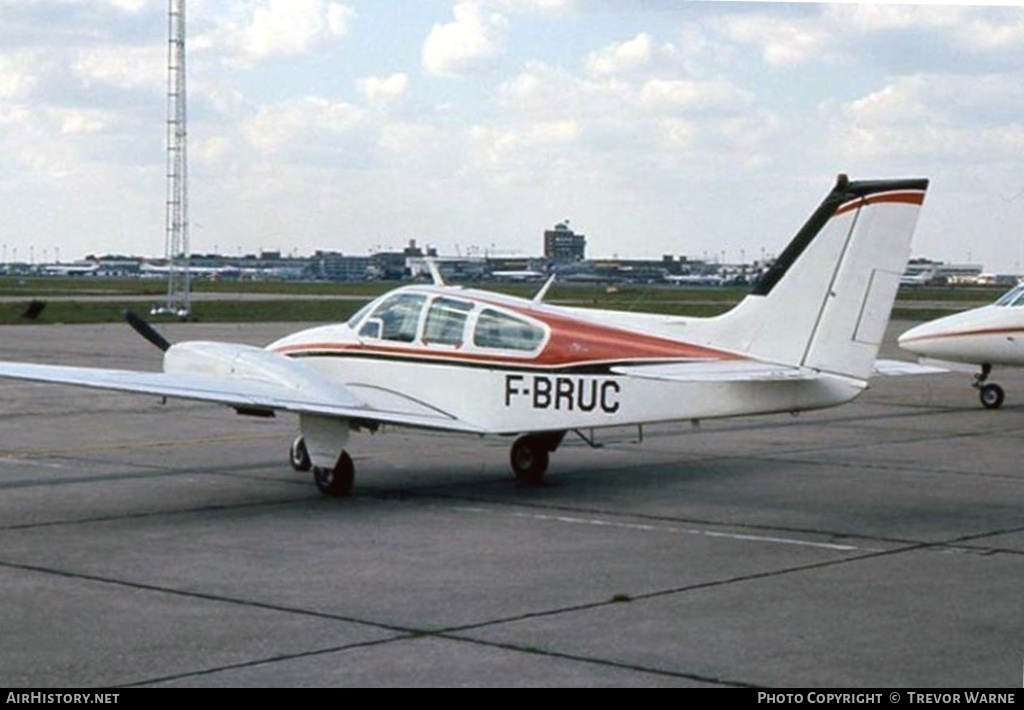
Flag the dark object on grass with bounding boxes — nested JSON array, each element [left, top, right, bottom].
[[21, 300, 46, 320]]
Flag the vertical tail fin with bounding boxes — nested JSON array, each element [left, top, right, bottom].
[[701, 175, 928, 379]]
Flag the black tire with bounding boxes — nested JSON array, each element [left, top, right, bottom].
[[313, 451, 355, 497], [979, 383, 1005, 410], [290, 435, 311, 472], [509, 436, 550, 484]]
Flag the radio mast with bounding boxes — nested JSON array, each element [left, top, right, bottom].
[[153, 0, 191, 317]]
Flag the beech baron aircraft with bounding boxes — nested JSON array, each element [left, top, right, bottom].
[[0, 175, 928, 497], [899, 283, 1024, 409]]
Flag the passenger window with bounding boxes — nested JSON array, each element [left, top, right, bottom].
[[363, 293, 426, 343], [423, 297, 473, 347], [473, 308, 544, 352]]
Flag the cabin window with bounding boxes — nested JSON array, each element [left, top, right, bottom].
[[473, 308, 544, 352], [360, 293, 426, 342], [423, 297, 473, 347]]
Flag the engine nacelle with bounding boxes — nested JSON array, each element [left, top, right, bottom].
[[163, 341, 362, 407]]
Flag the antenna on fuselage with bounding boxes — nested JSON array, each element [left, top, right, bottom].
[[533, 274, 556, 304], [425, 258, 445, 286]]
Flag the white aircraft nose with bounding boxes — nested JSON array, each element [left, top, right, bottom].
[[898, 308, 986, 358], [897, 307, 1004, 364], [897, 321, 936, 354]]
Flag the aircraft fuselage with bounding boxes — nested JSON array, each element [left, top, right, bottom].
[[268, 286, 866, 435]]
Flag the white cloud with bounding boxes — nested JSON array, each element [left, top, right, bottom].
[[378, 123, 437, 155], [719, 5, 1024, 70], [713, 13, 833, 67], [490, 0, 571, 11], [468, 119, 580, 179], [0, 53, 38, 101], [952, 10, 1024, 53], [100, 0, 152, 12], [326, 3, 355, 35], [358, 73, 409, 106], [73, 45, 165, 91], [422, 1, 508, 77], [639, 78, 753, 112], [842, 80, 929, 126], [242, 97, 364, 154], [60, 109, 109, 135], [0, 106, 105, 178], [829, 73, 1024, 162], [585, 33, 664, 76], [201, 0, 354, 63], [825, 4, 957, 33], [192, 135, 232, 166]]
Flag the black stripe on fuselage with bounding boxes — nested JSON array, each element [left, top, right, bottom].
[[285, 350, 716, 375]]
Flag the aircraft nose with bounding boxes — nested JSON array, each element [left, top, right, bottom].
[[898, 324, 921, 349], [897, 320, 942, 356]]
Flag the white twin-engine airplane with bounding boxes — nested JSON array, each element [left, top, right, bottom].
[[0, 175, 928, 497], [899, 283, 1024, 409]]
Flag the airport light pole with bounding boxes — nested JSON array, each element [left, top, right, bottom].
[[153, 0, 191, 318]]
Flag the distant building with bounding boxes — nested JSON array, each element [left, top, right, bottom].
[[903, 259, 984, 286], [371, 239, 439, 280], [317, 252, 373, 281], [544, 223, 586, 262]]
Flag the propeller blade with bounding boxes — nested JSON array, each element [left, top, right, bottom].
[[123, 311, 172, 352]]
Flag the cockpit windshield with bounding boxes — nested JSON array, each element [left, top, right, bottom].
[[994, 284, 1024, 307], [359, 292, 427, 342]]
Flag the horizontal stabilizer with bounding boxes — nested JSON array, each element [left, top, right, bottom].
[[611, 360, 820, 383], [872, 359, 948, 376]]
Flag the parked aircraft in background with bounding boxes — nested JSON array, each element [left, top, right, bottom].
[[490, 269, 547, 282], [40, 262, 101, 276], [0, 175, 928, 497], [899, 282, 1024, 409], [664, 273, 725, 286]]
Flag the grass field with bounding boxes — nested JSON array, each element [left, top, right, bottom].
[[0, 276, 1001, 326]]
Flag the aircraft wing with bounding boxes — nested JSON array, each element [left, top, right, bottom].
[[610, 360, 820, 383], [0, 361, 486, 434]]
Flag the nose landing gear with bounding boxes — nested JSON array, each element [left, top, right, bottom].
[[973, 364, 1005, 410]]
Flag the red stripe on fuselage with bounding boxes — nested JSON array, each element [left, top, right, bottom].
[[900, 325, 1024, 344], [511, 307, 737, 365], [273, 308, 740, 368]]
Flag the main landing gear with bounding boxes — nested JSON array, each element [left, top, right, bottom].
[[313, 451, 355, 498], [289, 434, 312, 472], [291, 429, 568, 497], [291, 435, 355, 498], [509, 432, 565, 484], [973, 364, 1005, 410]]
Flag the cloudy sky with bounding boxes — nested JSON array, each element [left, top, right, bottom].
[[1, 0, 1023, 271]]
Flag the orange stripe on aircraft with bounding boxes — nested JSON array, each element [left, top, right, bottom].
[[835, 190, 926, 217], [899, 326, 1024, 344]]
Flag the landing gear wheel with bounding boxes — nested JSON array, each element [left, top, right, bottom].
[[979, 383, 1005, 410], [509, 436, 550, 484], [313, 451, 355, 497], [289, 435, 311, 472]]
